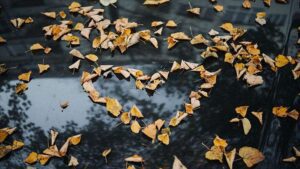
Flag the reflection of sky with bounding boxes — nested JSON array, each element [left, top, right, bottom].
[[0, 72, 184, 131]]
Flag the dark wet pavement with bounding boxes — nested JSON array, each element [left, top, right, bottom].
[[0, 0, 299, 168]]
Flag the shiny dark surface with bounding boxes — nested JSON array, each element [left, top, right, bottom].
[[0, 0, 300, 168]]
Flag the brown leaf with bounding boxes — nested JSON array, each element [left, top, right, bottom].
[[131, 120, 141, 134], [24, 152, 38, 164]]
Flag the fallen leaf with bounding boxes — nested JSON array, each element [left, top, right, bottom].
[[205, 145, 223, 163], [125, 154, 144, 162], [38, 64, 50, 74], [166, 20, 177, 28], [213, 135, 228, 149], [60, 101, 69, 109], [120, 112, 131, 124], [69, 49, 85, 59], [18, 71, 32, 82], [241, 118, 251, 135], [172, 156, 187, 169], [144, 0, 170, 5], [0, 130, 9, 143], [38, 154, 51, 165], [130, 105, 144, 118], [225, 148, 236, 169], [69, 134, 82, 145], [11, 140, 24, 150], [272, 106, 288, 117], [235, 106, 248, 117], [142, 123, 157, 141], [187, 8, 200, 15], [100, 0, 117, 6], [169, 111, 188, 127], [149, 37, 158, 48], [50, 129, 58, 146], [293, 147, 300, 157], [155, 119, 165, 130], [151, 21, 164, 27], [102, 148, 111, 163], [239, 146, 265, 168], [30, 43, 44, 51], [0, 36, 7, 43], [24, 152, 38, 164], [275, 54, 289, 68], [243, 73, 263, 87], [243, 0, 251, 9], [85, 54, 98, 62], [171, 32, 191, 40], [214, 4, 224, 12], [0, 145, 12, 159], [158, 133, 169, 145], [42, 12, 56, 19], [131, 120, 141, 134], [167, 37, 178, 49], [15, 83, 28, 94], [68, 156, 79, 166], [251, 111, 263, 124], [287, 109, 299, 120], [68, 60, 81, 70]]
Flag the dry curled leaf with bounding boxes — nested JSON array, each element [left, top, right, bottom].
[[11, 140, 24, 150], [187, 8, 200, 15], [15, 82, 28, 94], [214, 5, 224, 12], [0, 145, 12, 159], [272, 106, 288, 117], [235, 106, 249, 117], [282, 156, 296, 162], [100, 0, 117, 6], [85, 54, 98, 62], [30, 43, 44, 51], [42, 12, 56, 19], [275, 54, 289, 68]]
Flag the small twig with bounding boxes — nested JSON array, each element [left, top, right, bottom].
[[201, 142, 210, 150]]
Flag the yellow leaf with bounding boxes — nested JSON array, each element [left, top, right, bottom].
[[187, 8, 200, 15], [43, 145, 61, 157], [157, 133, 169, 145], [166, 20, 177, 27], [59, 11, 67, 19], [68, 155, 79, 167], [275, 55, 289, 68], [38, 154, 51, 165], [120, 112, 131, 124], [42, 12, 56, 19], [225, 148, 236, 169], [85, 54, 98, 62], [106, 97, 122, 117], [239, 146, 265, 168], [15, 83, 28, 94], [224, 52, 234, 64], [30, 43, 44, 51], [272, 106, 288, 117], [205, 145, 223, 163], [130, 105, 144, 118], [24, 152, 38, 164], [167, 37, 178, 49], [18, 71, 32, 82], [155, 119, 165, 130], [242, 0, 252, 9], [214, 4, 224, 12], [282, 156, 297, 162], [0, 145, 12, 159], [144, 0, 170, 5], [142, 123, 157, 141], [171, 32, 191, 40], [125, 154, 144, 163], [0, 130, 9, 143], [185, 103, 193, 115], [251, 111, 263, 124], [235, 106, 248, 117], [213, 135, 228, 149], [241, 118, 251, 135], [11, 140, 24, 150], [190, 34, 208, 45], [151, 21, 164, 27], [130, 120, 141, 134], [172, 156, 187, 169], [38, 64, 50, 74], [287, 109, 299, 120], [69, 134, 82, 145], [102, 148, 111, 157], [220, 23, 234, 32]]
